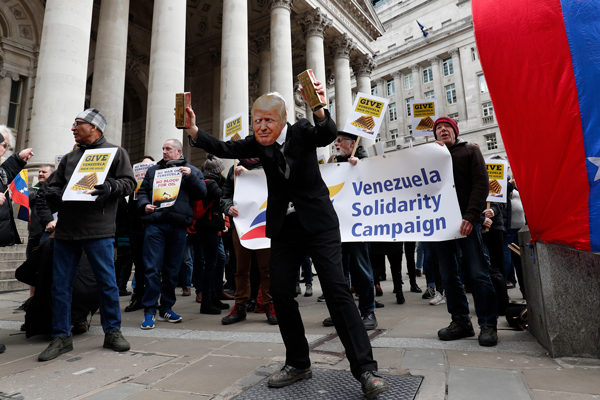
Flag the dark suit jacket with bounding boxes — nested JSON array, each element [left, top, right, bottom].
[[190, 112, 338, 238]]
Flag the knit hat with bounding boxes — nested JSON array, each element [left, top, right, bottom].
[[433, 116, 459, 139], [337, 131, 358, 141], [75, 108, 107, 133], [203, 154, 224, 175]]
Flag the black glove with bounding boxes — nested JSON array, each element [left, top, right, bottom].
[[91, 178, 116, 205]]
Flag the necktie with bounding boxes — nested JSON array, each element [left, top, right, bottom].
[[274, 142, 290, 179]]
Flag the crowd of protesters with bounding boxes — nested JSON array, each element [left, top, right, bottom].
[[0, 95, 526, 396]]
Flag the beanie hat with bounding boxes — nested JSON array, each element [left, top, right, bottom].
[[203, 154, 224, 175], [337, 131, 358, 141], [433, 116, 459, 139], [75, 108, 107, 133]]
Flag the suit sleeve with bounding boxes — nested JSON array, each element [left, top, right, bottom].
[[463, 144, 489, 225], [298, 109, 338, 148], [189, 129, 258, 160]]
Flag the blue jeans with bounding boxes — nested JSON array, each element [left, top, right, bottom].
[[432, 225, 497, 327], [342, 242, 375, 315], [142, 223, 187, 315], [52, 238, 121, 337]]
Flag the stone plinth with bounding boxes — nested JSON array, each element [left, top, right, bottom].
[[519, 227, 600, 358]]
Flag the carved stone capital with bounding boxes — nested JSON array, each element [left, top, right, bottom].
[[428, 56, 440, 65], [411, 65, 420, 74], [353, 54, 376, 77], [331, 34, 355, 60], [270, 0, 292, 12], [301, 8, 332, 39], [449, 48, 460, 58]]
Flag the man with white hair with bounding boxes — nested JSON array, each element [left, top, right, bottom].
[[184, 83, 389, 398], [0, 125, 34, 247]]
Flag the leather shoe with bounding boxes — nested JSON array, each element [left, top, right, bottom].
[[200, 303, 221, 315], [219, 291, 234, 300], [195, 293, 202, 303], [360, 371, 390, 398], [322, 316, 334, 327], [478, 325, 498, 347], [396, 292, 405, 304], [213, 300, 230, 310], [362, 312, 378, 330], [438, 318, 475, 341], [124, 297, 143, 312], [410, 284, 422, 293], [222, 304, 246, 325], [268, 365, 312, 388]]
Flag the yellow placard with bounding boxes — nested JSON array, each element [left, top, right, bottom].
[[78, 152, 112, 173], [413, 102, 436, 118], [486, 163, 504, 180], [225, 116, 242, 139], [355, 97, 385, 118]]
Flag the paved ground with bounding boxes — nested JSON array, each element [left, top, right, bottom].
[[0, 276, 599, 400]]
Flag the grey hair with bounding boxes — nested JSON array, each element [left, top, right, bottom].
[[164, 138, 183, 151], [251, 92, 287, 123], [0, 125, 14, 147]]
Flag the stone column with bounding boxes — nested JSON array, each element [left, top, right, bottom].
[[28, 0, 94, 164], [429, 57, 446, 117], [353, 54, 376, 147], [0, 72, 14, 125], [450, 48, 467, 120], [270, 0, 295, 123], [254, 34, 271, 97], [411, 65, 422, 99], [332, 34, 355, 130], [392, 71, 404, 128], [377, 79, 389, 142], [89, 0, 129, 146], [221, 0, 248, 131], [144, 0, 186, 159]]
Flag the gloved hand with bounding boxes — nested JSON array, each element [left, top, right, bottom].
[[91, 178, 116, 205]]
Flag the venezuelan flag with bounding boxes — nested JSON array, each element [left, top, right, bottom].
[[473, 0, 600, 251], [9, 169, 29, 222]]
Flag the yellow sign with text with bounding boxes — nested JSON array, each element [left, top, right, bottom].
[[355, 97, 385, 117], [225, 116, 242, 139], [486, 163, 504, 180], [78, 153, 112, 173], [413, 102, 436, 118]]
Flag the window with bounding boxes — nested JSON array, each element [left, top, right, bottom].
[[482, 102, 494, 117], [389, 103, 397, 121], [423, 66, 433, 83], [424, 90, 435, 99], [445, 83, 457, 104], [448, 112, 459, 121], [386, 79, 395, 96], [390, 129, 398, 139], [407, 125, 413, 137], [403, 74, 413, 90], [371, 86, 378, 96], [405, 97, 414, 116], [471, 47, 478, 61], [441, 19, 452, 27], [404, 36, 413, 42], [478, 74, 488, 93], [443, 58, 454, 76], [485, 133, 498, 150], [7, 79, 22, 129]]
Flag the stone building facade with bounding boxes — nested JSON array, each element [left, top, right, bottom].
[[370, 0, 506, 160], [0, 0, 384, 168]]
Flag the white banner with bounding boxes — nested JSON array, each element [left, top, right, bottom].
[[485, 159, 508, 203], [152, 167, 182, 209], [233, 144, 463, 249], [62, 148, 118, 201]]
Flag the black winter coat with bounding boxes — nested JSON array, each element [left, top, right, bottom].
[[0, 153, 26, 246]]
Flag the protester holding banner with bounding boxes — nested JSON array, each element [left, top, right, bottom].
[[430, 116, 498, 347], [39, 108, 134, 361], [0, 126, 34, 247], [184, 82, 389, 398], [137, 139, 206, 329]]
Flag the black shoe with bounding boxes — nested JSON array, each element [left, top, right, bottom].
[[213, 300, 230, 310], [103, 330, 130, 352], [438, 319, 475, 341], [410, 284, 422, 293], [416, 269, 422, 277], [304, 284, 313, 297], [322, 316, 334, 327], [375, 284, 383, 297], [119, 288, 132, 297], [360, 371, 390, 399], [0, 344, 5, 354], [422, 287, 436, 300], [317, 294, 326, 302], [124, 297, 143, 312], [295, 283, 301, 297], [396, 292, 405, 304], [268, 365, 312, 388], [200, 303, 222, 315], [362, 312, 378, 330], [38, 336, 73, 361], [375, 300, 385, 308], [71, 320, 89, 335], [478, 326, 498, 347], [265, 303, 278, 325], [222, 304, 246, 325]]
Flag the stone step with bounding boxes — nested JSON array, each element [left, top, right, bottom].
[[0, 278, 28, 292], [0, 260, 24, 269], [0, 269, 17, 280], [0, 248, 27, 261]]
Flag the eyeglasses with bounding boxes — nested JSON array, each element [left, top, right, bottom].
[[335, 137, 353, 143], [72, 120, 91, 127], [0, 143, 8, 149]]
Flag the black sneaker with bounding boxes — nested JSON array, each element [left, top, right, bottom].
[[317, 294, 326, 302], [438, 319, 475, 341], [0, 344, 5, 354], [103, 330, 130, 352], [422, 287, 436, 300], [124, 297, 143, 312], [268, 365, 312, 388], [362, 312, 378, 330], [360, 371, 390, 399], [222, 303, 247, 325], [396, 291, 405, 304], [410, 284, 422, 293], [478, 326, 498, 347], [38, 336, 73, 361], [304, 284, 313, 297], [375, 300, 385, 308], [265, 303, 278, 325], [322, 316, 334, 327]]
